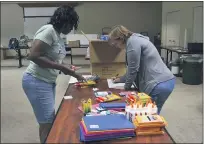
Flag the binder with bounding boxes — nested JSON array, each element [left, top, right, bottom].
[[82, 115, 135, 132], [80, 121, 134, 135], [80, 125, 135, 142]]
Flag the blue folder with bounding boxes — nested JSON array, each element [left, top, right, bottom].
[[79, 125, 135, 142], [99, 103, 126, 109], [83, 115, 135, 132]]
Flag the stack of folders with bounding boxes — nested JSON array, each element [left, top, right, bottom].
[[133, 115, 168, 136], [79, 115, 136, 142]]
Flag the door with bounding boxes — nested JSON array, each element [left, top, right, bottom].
[[165, 11, 181, 62], [193, 6, 203, 43], [166, 11, 181, 46]]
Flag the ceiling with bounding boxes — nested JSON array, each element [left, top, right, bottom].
[[17, 2, 83, 8]]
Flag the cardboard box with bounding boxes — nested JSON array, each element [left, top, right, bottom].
[[68, 40, 80, 47], [89, 40, 125, 64], [91, 63, 126, 79]]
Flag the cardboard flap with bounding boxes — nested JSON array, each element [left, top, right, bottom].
[[90, 40, 125, 63]]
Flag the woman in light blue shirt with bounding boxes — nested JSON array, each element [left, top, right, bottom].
[[22, 6, 85, 143]]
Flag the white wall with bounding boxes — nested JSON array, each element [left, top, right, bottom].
[[161, 1, 203, 46], [1, 3, 25, 56], [1, 2, 162, 57], [161, 1, 203, 62], [76, 2, 162, 41]]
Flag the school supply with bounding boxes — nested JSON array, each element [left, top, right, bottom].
[[79, 115, 136, 142], [94, 91, 121, 103], [137, 93, 151, 105], [125, 100, 158, 122], [86, 74, 100, 82], [82, 115, 135, 132], [78, 103, 99, 112], [126, 93, 151, 105], [78, 103, 123, 116], [79, 125, 135, 142], [64, 95, 73, 100], [133, 115, 168, 136], [99, 103, 126, 110], [119, 91, 137, 97], [81, 99, 92, 114], [75, 80, 96, 88]]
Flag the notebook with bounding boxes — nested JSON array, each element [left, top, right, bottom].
[[82, 115, 135, 132], [81, 121, 133, 134], [99, 103, 126, 109], [80, 125, 135, 142], [80, 122, 134, 136]]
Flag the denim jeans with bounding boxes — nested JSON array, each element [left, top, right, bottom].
[[149, 78, 176, 114], [22, 72, 56, 124]]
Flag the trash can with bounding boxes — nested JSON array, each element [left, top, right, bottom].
[[169, 59, 180, 76], [179, 54, 202, 75], [182, 56, 203, 85]]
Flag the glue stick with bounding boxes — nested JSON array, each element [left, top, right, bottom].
[[125, 105, 131, 120], [152, 105, 158, 114]]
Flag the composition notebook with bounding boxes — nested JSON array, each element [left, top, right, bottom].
[[82, 115, 135, 132]]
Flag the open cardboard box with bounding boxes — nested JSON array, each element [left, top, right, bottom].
[[91, 63, 126, 79], [89, 40, 125, 63]]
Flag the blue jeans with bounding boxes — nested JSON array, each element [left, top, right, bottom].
[[22, 73, 56, 124], [149, 78, 176, 114]]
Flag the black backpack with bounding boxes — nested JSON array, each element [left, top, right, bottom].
[[8, 38, 19, 49]]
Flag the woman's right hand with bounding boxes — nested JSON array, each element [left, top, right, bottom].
[[111, 77, 121, 83], [61, 66, 86, 82], [75, 73, 87, 82]]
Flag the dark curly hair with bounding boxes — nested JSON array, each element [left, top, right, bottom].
[[48, 5, 79, 30]]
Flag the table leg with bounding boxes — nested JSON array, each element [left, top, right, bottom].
[[18, 49, 23, 68], [170, 51, 172, 62], [70, 49, 73, 65], [166, 50, 169, 65]]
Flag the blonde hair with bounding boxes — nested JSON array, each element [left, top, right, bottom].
[[108, 25, 133, 43]]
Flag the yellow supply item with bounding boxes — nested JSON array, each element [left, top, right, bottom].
[[81, 99, 92, 114], [104, 94, 121, 102], [135, 115, 167, 125], [136, 131, 165, 136], [137, 93, 151, 104]]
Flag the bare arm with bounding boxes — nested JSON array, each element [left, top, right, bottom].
[[28, 40, 78, 78]]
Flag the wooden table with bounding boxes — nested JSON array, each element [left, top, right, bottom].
[[46, 80, 175, 143]]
